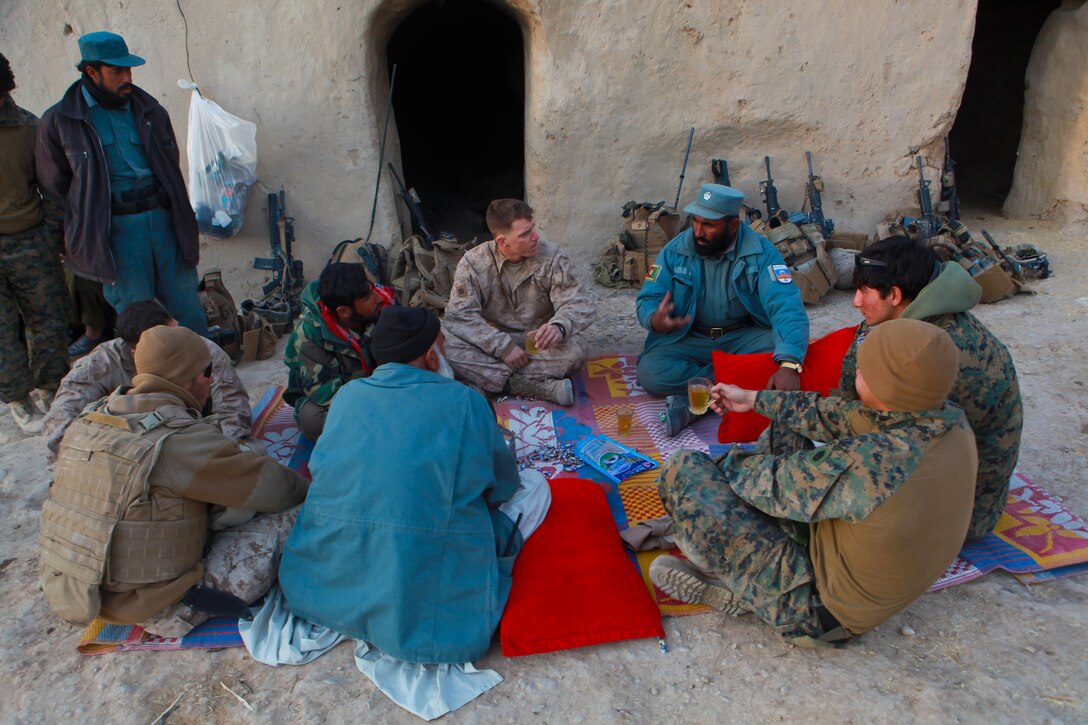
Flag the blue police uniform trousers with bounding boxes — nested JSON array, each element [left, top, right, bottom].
[[636, 325, 774, 397], [103, 207, 208, 335]]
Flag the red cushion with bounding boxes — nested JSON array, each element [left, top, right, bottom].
[[711, 325, 859, 443], [500, 478, 665, 656]]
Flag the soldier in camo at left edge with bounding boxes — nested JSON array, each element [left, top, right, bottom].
[[651, 319, 977, 648], [0, 52, 70, 435]]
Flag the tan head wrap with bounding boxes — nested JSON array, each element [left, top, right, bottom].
[[129, 325, 211, 410], [857, 318, 959, 411]]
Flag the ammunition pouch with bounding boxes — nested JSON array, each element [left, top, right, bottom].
[[764, 222, 836, 305], [593, 239, 645, 289], [928, 233, 1021, 303]]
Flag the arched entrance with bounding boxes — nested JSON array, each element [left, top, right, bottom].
[[387, 0, 525, 241], [948, 0, 1061, 208]]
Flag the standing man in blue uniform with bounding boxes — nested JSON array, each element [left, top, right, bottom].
[[36, 31, 207, 335], [636, 184, 809, 436]]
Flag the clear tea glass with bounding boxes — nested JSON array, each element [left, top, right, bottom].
[[616, 406, 634, 436], [525, 331, 539, 355], [687, 377, 712, 415]]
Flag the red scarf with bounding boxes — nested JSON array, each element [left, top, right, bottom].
[[316, 285, 396, 376]]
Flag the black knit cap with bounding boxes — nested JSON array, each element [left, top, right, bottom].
[[371, 306, 441, 365]]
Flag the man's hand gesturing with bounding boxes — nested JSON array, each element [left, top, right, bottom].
[[650, 291, 692, 333]]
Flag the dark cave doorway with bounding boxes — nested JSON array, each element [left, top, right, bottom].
[[948, 0, 1060, 209], [387, 0, 525, 241]]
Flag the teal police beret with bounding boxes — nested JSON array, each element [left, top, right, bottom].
[[683, 183, 744, 220], [78, 32, 146, 67]]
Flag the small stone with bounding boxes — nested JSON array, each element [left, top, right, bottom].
[[731, 642, 738, 650], [532, 703, 546, 715], [651, 686, 659, 696], [900, 624, 916, 637]]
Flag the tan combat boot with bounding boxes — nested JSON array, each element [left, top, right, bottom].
[[31, 388, 56, 415], [8, 396, 45, 436], [507, 375, 574, 406]]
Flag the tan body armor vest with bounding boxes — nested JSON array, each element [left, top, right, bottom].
[[39, 401, 207, 625]]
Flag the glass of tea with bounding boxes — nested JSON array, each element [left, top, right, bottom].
[[687, 377, 712, 415], [616, 406, 634, 436], [525, 331, 539, 355]]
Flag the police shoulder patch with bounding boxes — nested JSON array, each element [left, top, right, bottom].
[[770, 264, 793, 284], [646, 264, 661, 282]]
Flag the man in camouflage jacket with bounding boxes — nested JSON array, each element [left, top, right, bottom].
[[284, 263, 391, 439], [0, 52, 69, 435], [651, 319, 977, 647], [443, 199, 595, 406], [42, 299, 254, 469], [838, 237, 1022, 540]]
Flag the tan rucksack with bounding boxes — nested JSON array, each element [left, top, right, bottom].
[[391, 233, 480, 312], [199, 269, 244, 363]]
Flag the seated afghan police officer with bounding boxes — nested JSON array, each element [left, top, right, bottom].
[[650, 319, 976, 648], [838, 236, 1022, 540], [442, 199, 595, 406], [278, 306, 552, 665], [284, 262, 392, 440], [39, 325, 309, 638], [636, 183, 809, 437], [43, 299, 255, 470]]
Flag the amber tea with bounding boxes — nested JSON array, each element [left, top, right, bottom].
[[688, 377, 712, 415]]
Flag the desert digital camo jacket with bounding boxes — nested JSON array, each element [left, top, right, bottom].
[[43, 337, 252, 468]]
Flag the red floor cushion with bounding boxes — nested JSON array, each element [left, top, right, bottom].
[[500, 478, 665, 656], [711, 325, 859, 443]]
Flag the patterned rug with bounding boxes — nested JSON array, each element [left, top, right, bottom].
[[76, 385, 309, 655], [495, 354, 1088, 613]]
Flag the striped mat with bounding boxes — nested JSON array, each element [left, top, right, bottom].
[[495, 354, 1088, 614]]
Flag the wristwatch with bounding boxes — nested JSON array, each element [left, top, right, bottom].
[[779, 361, 803, 373], [551, 322, 567, 339]]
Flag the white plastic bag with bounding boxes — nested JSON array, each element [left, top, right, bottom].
[[181, 81, 257, 239]]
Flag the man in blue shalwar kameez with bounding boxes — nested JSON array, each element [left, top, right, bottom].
[[279, 305, 551, 665]]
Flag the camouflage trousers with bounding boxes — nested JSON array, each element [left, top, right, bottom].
[[969, 382, 1022, 540], [0, 222, 69, 403], [444, 329, 587, 394], [659, 449, 823, 638], [139, 506, 300, 638]]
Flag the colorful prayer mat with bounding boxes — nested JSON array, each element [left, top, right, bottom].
[[250, 385, 315, 479], [77, 617, 242, 656], [494, 353, 1088, 612]]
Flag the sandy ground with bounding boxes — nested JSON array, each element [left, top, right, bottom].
[[1, 207, 1085, 724]]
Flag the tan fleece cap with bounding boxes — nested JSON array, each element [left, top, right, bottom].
[[134, 325, 211, 386], [857, 318, 959, 411]]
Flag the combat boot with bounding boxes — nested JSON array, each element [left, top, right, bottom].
[[31, 389, 56, 415], [507, 374, 574, 406], [649, 555, 749, 615], [663, 394, 696, 437], [8, 396, 45, 436]]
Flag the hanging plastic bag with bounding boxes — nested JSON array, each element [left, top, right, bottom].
[[179, 80, 257, 240]]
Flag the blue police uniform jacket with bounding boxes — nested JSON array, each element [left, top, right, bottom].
[[635, 225, 809, 363], [278, 363, 523, 664]]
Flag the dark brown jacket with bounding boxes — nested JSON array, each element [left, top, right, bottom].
[[34, 80, 198, 284]]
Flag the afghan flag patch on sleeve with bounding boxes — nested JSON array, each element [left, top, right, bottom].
[[770, 264, 793, 284], [645, 264, 661, 282]]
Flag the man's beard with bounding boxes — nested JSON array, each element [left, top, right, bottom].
[[348, 310, 378, 333], [81, 74, 130, 109], [694, 225, 735, 257]]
